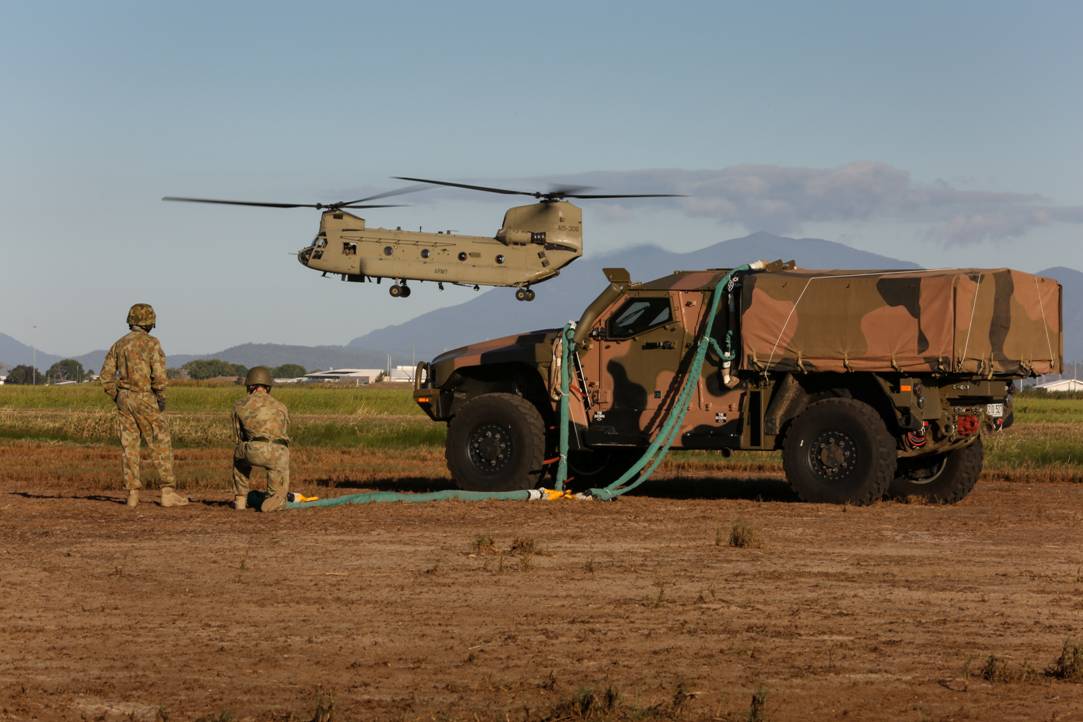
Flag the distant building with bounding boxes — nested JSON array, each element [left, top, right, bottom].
[[385, 364, 416, 383], [0, 375, 6, 385], [1035, 378, 1083, 393], [302, 368, 384, 385]]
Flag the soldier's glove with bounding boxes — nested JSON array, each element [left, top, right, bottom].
[[156, 396, 166, 412]]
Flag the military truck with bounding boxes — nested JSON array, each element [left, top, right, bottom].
[[413, 263, 1062, 504]]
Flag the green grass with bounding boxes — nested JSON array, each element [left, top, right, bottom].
[[0, 409, 444, 449], [1013, 396, 1083, 424], [0, 383, 423, 415], [3, 384, 1083, 478]]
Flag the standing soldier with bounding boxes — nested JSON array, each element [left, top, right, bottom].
[[232, 366, 291, 512], [100, 303, 189, 508]]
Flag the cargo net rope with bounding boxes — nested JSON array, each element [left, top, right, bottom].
[[286, 261, 763, 510]]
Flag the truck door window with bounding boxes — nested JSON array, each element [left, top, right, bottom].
[[607, 297, 672, 338]]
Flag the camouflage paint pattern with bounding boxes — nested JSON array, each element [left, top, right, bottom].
[[428, 329, 560, 389], [420, 265, 1061, 450], [100, 328, 175, 490], [231, 389, 290, 511], [740, 268, 1061, 375], [575, 283, 744, 446]]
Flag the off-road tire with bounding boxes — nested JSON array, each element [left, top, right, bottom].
[[782, 398, 895, 505], [446, 393, 546, 492], [888, 438, 983, 504]]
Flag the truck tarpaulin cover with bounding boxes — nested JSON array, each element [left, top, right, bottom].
[[738, 268, 1062, 376]]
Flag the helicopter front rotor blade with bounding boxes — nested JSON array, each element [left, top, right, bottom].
[[161, 196, 321, 209], [393, 176, 538, 198], [335, 203, 408, 209]]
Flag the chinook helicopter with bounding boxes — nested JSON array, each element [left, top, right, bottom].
[[163, 177, 679, 301]]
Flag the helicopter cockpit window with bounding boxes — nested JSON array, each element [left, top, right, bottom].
[[606, 297, 672, 339]]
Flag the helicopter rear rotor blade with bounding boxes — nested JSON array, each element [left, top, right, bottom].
[[393, 176, 684, 201], [393, 176, 539, 198], [562, 192, 685, 199]]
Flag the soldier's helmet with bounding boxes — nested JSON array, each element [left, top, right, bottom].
[[245, 366, 274, 389], [126, 303, 156, 329]]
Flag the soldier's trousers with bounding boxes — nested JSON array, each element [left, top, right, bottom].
[[233, 441, 290, 511], [115, 390, 175, 490]]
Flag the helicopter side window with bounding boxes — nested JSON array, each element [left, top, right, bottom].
[[342, 242, 357, 256], [606, 297, 672, 339]]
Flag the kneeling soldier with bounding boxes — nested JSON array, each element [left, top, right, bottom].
[[232, 366, 290, 512]]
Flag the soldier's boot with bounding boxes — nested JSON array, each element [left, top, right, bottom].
[[126, 490, 140, 508], [233, 495, 247, 511], [260, 491, 287, 513], [160, 487, 190, 507]]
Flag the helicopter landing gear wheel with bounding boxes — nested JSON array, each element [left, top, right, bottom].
[[514, 288, 535, 302], [389, 283, 411, 298]]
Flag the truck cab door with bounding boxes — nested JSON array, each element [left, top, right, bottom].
[[591, 294, 686, 438]]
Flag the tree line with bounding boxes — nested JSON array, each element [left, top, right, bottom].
[[3, 359, 308, 385]]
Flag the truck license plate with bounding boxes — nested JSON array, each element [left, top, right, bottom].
[[986, 403, 1005, 418]]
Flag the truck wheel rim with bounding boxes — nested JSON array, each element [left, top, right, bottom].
[[808, 430, 857, 480], [469, 423, 513, 473]]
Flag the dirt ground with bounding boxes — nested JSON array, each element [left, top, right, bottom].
[[2, 445, 1083, 721]]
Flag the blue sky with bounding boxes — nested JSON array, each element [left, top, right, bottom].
[[2, 1, 1081, 356]]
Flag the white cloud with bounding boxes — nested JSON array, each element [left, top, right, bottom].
[[509, 162, 1083, 245]]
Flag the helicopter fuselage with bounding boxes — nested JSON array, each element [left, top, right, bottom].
[[297, 201, 584, 290]]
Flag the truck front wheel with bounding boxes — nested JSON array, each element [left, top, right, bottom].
[[888, 438, 982, 504], [446, 393, 546, 492], [782, 398, 895, 505]]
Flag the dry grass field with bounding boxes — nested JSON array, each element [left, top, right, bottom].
[[2, 385, 1082, 721]]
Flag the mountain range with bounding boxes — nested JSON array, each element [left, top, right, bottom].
[[3, 232, 1081, 371]]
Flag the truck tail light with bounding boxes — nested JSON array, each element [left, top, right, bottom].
[[956, 415, 980, 436]]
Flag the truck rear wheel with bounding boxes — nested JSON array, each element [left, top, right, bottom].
[[446, 393, 546, 492], [782, 398, 895, 505], [888, 438, 982, 504]]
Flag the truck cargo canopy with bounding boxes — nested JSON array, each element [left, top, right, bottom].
[[735, 268, 1062, 376]]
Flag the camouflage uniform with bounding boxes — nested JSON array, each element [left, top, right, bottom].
[[100, 327, 176, 492], [232, 389, 291, 511]]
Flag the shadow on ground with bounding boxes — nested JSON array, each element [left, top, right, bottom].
[[628, 476, 797, 502], [312, 477, 458, 493], [309, 475, 797, 502], [11, 491, 128, 505]]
